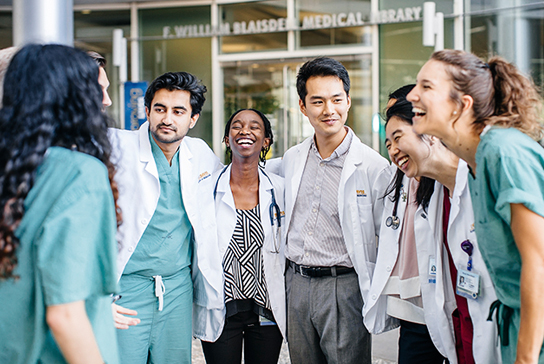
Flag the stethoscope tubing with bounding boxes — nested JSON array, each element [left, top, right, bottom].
[[213, 165, 282, 253], [386, 196, 401, 230]]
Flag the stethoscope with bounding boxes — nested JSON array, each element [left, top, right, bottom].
[[213, 165, 282, 253], [385, 185, 406, 230]]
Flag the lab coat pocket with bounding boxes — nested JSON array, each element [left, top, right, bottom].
[[356, 202, 375, 244], [193, 269, 223, 310], [193, 271, 210, 307]]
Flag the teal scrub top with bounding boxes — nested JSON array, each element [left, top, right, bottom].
[[0, 147, 119, 364], [468, 127, 544, 361], [122, 133, 192, 277]]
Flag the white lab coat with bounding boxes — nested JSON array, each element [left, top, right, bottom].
[[364, 161, 501, 364], [278, 132, 391, 303], [364, 169, 457, 362], [192, 165, 287, 342], [448, 161, 501, 364], [108, 122, 223, 314]]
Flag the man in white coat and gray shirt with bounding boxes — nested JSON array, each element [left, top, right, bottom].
[[280, 57, 391, 363], [108, 72, 221, 364]]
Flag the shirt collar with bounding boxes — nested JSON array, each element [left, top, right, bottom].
[[310, 127, 353, 161]]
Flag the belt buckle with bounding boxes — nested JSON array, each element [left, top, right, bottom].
[[299, 265, 311, 278]]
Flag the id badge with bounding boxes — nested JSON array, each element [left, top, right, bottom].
[[456, 268, 480, 299], [259, 315, 277, 326], [428, 256, 437, 283]]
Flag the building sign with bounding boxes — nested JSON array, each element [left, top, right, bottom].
[[125, 81, 148, 130], [162, 7, 422, 39]]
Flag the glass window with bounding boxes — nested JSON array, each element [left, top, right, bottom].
[[219, 0, 288, 54], [378, 0, 454, 110], [223, 55, 372, 157], [140, 6, 213, 145], [224, 60, 296, 158], [467, 2, 544, 94], [0, 11, 12, 49], [377, 0, 453, 157], [379, 0, 451, 14], [74, 10, 131, 126], [469, 0, 536, 12], [344, 56, 374, 146], [296, 0, 372, 48]]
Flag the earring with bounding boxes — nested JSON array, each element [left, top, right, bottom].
[[453, 110, 458, 115]]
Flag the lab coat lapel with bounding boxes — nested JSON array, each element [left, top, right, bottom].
[[178, 138, 195, 211], [425, 182, 449, 310], [285, 138, 311, 232], [138, 121, 160, 196], [338, 137, 360, 224], [215, 165, 237, 253], [448, 160, 468, 232], [259, 169, 274, 242]]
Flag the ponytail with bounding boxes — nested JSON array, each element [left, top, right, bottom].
[[432, 50, 543, 141], [487, 57, 543, 140]]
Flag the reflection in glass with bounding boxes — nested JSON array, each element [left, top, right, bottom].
[[467, 3, 544, 94], [297, 0, 372, 48], [223, 56, 372, 158], [0, 12, 12, 50], [140, 6, 213, 145], [220, 1, 288, 54], [74, 10, 131, 125]]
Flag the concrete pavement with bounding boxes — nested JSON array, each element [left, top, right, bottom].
[[191, 328, 399, 363]]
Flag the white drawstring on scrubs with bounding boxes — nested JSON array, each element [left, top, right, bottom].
[[153, 275, 166, 311]]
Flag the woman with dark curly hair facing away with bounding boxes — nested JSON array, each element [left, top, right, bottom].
[[0, 44, 122, 364], [408, 49, 544, 364]]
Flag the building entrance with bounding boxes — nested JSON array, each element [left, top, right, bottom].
[[223, 54, 373, 158]]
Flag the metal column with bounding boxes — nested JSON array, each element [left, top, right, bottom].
[[13, 0, 73, 46]]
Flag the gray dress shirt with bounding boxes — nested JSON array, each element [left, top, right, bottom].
[[286, 129, 354, 267]]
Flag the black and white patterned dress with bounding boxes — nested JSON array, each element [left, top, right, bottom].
[[223, 204, 272, 316]]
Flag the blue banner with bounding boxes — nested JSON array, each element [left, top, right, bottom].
[[124, 81, 148, 130]]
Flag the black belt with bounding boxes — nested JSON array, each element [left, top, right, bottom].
[[289, 261, 355, 278]]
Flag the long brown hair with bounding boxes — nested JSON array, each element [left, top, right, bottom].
[[432, 49, 543, 140]]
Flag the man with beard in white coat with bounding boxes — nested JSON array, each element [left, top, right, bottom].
[[109, 72, 221, 364]]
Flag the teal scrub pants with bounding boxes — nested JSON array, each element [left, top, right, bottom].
[[116, 267, 192, 364]]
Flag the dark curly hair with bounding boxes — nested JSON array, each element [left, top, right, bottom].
[[0, 44, 122, 279], [223, 108, 274, 166], [144, 72, 207, 117]]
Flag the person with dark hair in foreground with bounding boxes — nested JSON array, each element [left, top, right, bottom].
[[0, 44, 121, 364], [109, 71, 221, 364], [197, 109, 286, 364], [277, 57, 391, 363]]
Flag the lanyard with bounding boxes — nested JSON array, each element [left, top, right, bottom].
[[461, 239, 473, 271]]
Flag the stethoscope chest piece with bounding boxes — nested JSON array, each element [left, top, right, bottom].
[[386, 216, 400, 230]]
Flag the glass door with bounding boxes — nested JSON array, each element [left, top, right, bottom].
[[223, 55, 372, 158], [223, 60, 301, 158]]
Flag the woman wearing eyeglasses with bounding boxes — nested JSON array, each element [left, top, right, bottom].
[[195, 109, 286, 364]]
